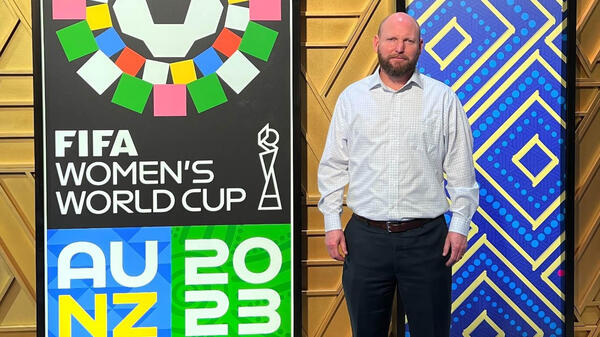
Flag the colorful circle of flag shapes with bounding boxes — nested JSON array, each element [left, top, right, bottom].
[[52, 0, 281, 116]]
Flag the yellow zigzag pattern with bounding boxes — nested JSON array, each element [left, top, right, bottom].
[[414, 0, 567, 335]]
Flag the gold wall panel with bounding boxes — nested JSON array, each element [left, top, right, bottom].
[[0, 77, 32, 106], [0, 140, 34, 170], [0, 108, 33, 137], [576, 0, 600, 335], [0, 174, 35, 233], [577, 0, 600, 65], [304, 49, 345, 92], [0, 174, 36, 333], [0, 0, 36, 334], [0, 25, 33, 74], [303, 18, 361, 46], [0, 2, 18, 45], [304, 236, 333, 260], [304, 296, 352, 337], [303, 0, 369, 13], [305, 265, 343, 291]]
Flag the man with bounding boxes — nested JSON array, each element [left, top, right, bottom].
[[317, 12, 479, 337]]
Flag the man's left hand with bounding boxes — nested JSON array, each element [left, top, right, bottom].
[[442, 231, 468, 267]]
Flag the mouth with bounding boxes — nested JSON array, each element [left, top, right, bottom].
[[389, 54, 408, 59]]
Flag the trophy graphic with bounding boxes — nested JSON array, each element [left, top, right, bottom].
[[258, 124, 282, 210]]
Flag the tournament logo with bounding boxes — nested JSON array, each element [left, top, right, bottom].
[[52, 0, 281, 116], [47, 224, 291, 337]]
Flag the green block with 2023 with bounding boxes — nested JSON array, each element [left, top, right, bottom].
[[171, 224, 292, 336]]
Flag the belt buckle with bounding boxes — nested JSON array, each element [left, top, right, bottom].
[[386, 221, 393, 233]]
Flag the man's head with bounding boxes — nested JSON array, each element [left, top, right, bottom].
[[374, 13, 423, 79]]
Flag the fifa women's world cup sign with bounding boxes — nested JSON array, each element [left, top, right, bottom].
[[33, 0, 295, 336]]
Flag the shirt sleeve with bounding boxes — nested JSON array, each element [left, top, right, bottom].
[[443, 92, 479, 236], [317, 93, 350, 232]]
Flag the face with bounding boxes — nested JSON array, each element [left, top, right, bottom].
[[374, 15, 423, 78]]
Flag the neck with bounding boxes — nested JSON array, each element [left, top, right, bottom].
[[379, 68, 414, 91]]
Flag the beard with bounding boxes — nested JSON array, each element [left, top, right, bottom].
[[378, 50, 418, 78]]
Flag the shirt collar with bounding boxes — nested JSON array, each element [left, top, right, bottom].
[[368, 67, 423, 91]]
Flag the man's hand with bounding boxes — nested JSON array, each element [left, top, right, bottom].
[[325, 229, 348, 261], [442, 231, 468, 267]]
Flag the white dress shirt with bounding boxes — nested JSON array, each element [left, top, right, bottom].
[[317, 69, 479, 236]]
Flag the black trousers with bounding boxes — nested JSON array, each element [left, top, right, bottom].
[[342, 214, 452, 337]]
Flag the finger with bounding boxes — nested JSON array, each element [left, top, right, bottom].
[[452, 244, 461, 261], [337, 246, 345, 261], [456, 239, 467, 259], [442, 235, 450, 256], [445, 254, 453, 267], [459, 245, 467, 258], [328, 245, 343, 261], [340, 236, 348, 256], [446, 244, 460, 267]]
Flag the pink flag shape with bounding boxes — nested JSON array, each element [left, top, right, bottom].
[[154, 84, 187, 117], [249, 0, 281, 21], [53, 0, 85, 19]]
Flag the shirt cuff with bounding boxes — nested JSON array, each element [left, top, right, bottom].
[[448, 213, 470, 237], [323, 213, 342, 232]]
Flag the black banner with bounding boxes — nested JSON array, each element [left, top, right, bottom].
[[34, 0, 297, 336], [39, 0, 292, 228]]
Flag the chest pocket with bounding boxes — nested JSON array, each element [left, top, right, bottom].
[[420, 111, 443, 157]]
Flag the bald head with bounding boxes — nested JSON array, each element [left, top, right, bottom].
[[377, 12, 421, 40], [373, 12, 423, 83]]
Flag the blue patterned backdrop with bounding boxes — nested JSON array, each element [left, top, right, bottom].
[[406, 0, 568, 336]]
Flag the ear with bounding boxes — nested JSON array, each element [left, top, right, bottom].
[[419, 38, 424, 53], [373, 35, 379, 53]]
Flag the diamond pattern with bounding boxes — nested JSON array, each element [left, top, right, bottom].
[[410, 0, 568, 336]]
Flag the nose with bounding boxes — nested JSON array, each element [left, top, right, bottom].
[[394, 41, 405, 54]]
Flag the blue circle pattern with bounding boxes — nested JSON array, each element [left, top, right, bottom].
[[449, 251, 561, 334], [474, 67, 565, 225], [409, 0, 567, 336]]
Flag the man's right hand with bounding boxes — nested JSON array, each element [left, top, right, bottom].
[[325, 229, 348, 261]]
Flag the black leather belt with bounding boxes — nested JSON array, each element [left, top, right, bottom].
[[354, 214, 441, 233]]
